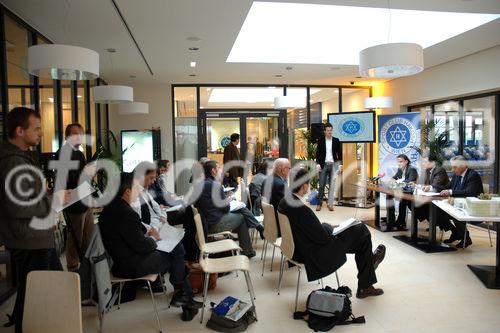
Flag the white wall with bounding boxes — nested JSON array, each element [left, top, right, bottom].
[[379, 45, 500, 114]]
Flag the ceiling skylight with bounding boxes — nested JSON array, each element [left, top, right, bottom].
[[227, 2, 500, 65], [207, 87, 320, 104]]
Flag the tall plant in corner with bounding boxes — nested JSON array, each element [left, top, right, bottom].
[[298, 129, 319, 189], [411, 120, 451, 164]]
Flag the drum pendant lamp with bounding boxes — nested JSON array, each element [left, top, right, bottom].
[[92, 85, 133, 104]]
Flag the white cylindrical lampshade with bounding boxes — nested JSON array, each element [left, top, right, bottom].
[[364, 96, 393, 109], [274, 95, 306, 109], [93, 85, 133, 104], [118, 102, 149, 115], [28, 44, 99, 80], [359, 43, 424, 78]]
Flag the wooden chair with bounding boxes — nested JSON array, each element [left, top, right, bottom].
[[193, 213, 241, 256], [260, 200, 282, 276], [23, 271, 82, 333]]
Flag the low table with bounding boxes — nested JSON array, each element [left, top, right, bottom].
[[432, 200, 500, 289]]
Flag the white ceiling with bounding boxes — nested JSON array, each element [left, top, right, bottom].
[[2, 0, 500, 86]]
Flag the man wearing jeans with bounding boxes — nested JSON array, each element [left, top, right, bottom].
[[315, 123, 343, 211], [195, 160, 257, 258]]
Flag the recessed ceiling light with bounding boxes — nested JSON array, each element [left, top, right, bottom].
[[275, 74, 282, 77], [189, 74, 196, 77], [227, 2, 499, 64], [330, 67, 341, 70], [186, 36, 201, 42], [129, 74, 136, 79], [190, 61, 197, 67], [77, 95, 82, 98], [106, 48, 116, 53], [355, 76, 362, 79], [189, 47, 199, 51], [286, 66, 293, 70]]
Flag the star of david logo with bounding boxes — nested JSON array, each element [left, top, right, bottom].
[[343, 120, 360, 134], [388, 126, 408, 147]]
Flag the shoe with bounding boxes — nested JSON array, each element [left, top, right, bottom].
[[257, 225, 265, 240], [316, 204, 322, 211], [456, 237, 472, 249], [373, 245, 386, 270], [181, 306, 199, 321], [246, 250, 257, 259], [170, 290, 203, 308], [356, 286, 384, 299], [328, 205, 334, 211], [142, 280, 165, 293], [443, 232, 459, 244]]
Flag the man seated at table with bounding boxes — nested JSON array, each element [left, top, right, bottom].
[[385, 154, 419, 231], [195, 160, 262, 257], [261, 158, 290, 235], [278, 168, 386, 298], [433, 156, 484, 248], [99, 172, 201, 309], [134, 161, 199, 262], [414, 154, 449, 222]]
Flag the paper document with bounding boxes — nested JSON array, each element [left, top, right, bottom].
[[223, 187, 235, 192], [416, 189, 441, 197], [164, 204, 183, 213], [156, 223, 185, 253], [54, 181, 94, 213], [230, 200, 246, 212], [332, 218, 362, 236]]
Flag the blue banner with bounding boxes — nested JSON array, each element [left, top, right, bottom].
[[378, 112, 421, 180]]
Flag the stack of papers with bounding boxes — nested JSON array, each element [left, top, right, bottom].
[[416, 189, 440, 197], [163, 204, 183, 213], [156, 223, 185, 253], [332, 218, 362, 236], [230, 200, 246, 212], [54, 181, 95, 213]]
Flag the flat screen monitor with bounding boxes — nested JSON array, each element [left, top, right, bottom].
[[121, 130, 154, 172], [327, 111, 376, 143]]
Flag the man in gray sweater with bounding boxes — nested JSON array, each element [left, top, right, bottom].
[[0, 107, 69, 333]]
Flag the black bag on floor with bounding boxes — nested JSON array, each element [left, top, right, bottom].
[[293, 286, 365, 332], [206, 302, 257, 332]]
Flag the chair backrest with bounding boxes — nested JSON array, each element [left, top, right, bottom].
[[23, 271, 82, 333], [277, 212, 295, 260], [262, 200, 278, 242], [193, 213, 206, 250], [483, 183, 490, 194], [245, 187, 253, 212]]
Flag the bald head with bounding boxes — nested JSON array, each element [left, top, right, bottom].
[[274, 158, 291, 180]]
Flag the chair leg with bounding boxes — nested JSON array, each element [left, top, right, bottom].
[[463, 222, 468, 249], [260, 239, 267, 260], [232, 250, 239, 277], [335, 271, 340, 288], [200, 272, 210, 324], [146, 280, 163, 333], [277, 255, 285, 295], [261, 240, 268, 277], [320, 279, 324, 289], [440, 229, 444, 242], [270, 246, 276, 272], [99, 310, 104, 333], [159, 274, 168, 297], [488, 224, 493, 247], [294, 267, 302, 313], [117, 282, 124, 309], [244, 271, 258, 320]]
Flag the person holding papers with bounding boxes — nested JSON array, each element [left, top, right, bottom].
[[195, 160, 261, 258], [99, 173, 202, 309], [278, 168, 386, 299], [56, 123, 96, 271]]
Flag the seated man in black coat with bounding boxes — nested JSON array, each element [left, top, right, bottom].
[[99, 172, 201, 308], [385, 154, 419, 230], [278, 168, 386, 299], [261, 158, 290, 235], [433, 156, 484, 248]]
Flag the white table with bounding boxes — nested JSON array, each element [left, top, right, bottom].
[[432, 200, 500, 289]]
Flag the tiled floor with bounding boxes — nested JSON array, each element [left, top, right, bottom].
[[0, 205, 499, 333]]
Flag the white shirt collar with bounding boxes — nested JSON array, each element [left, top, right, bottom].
[[460, 169, 468, 178]]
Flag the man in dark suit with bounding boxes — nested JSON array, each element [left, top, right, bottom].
[[385, 154, 419, 231], [223, 133, 245, 187], [414, 154, 450, 222], [261, 158, 290, 235], [434, 156, 484, 248], [278, 168, 386, 299], [315, 123, 342, 211], [99, 173, 201, 308], [195, 160, 260, 257]]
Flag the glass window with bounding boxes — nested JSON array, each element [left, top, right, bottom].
[[285, 88, 307, 162], [434, 101, 460, 167], [90, 81, 97, 156], [61, 81, 73, 139], [463, 96, 495, 192], [77, 82, 86, 143], [341, 88, 369, 112], [200, 86, 282, 109], [309, 88, 339, 123], [173, 87, 198, 195], [100, 105, 109, 149], [39, 86, 56, 152]]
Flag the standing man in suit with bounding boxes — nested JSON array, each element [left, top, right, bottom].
[[414, 154, 449, 222], [434, 156, 484, 248], [261, 158, 290, 235], [386, 154, 419, 230], [315, 123, 342, 211], [223, 133, 244, 187]]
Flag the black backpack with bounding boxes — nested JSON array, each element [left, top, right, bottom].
[[293, 286, 365, 332], [206, 302, 257, 332]]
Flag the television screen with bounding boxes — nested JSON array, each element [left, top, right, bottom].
[[327, 111, 376, 143], [121, 130, 154, 172]]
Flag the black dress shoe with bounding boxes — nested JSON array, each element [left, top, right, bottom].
[[456, 237, 472, 249], [443, 233, 459, 244], [170, 290, 203, 308], [257, 225, 265, 240], [373, 245, 386, 270], [356, 286, 384, 299]]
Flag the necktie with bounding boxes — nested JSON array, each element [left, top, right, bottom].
[[453, 176, 463, 191], [139, 195, 151, 225]]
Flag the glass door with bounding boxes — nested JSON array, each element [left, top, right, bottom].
[[205, 116, 241, 166], [246, 116, 281, 174]]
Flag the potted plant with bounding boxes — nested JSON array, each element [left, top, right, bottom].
[[411, 120, 452, 164]]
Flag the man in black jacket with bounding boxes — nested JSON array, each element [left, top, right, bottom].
[[0, 107, 68, 332], [261, 158, 290, 235], [99, 173, 201, 308], [315, 123, 342, 211], [56, 123, 95, 271], [385, 154, 419, 231], [278, 168, 386, 298], [433, 156, 484, 248]]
